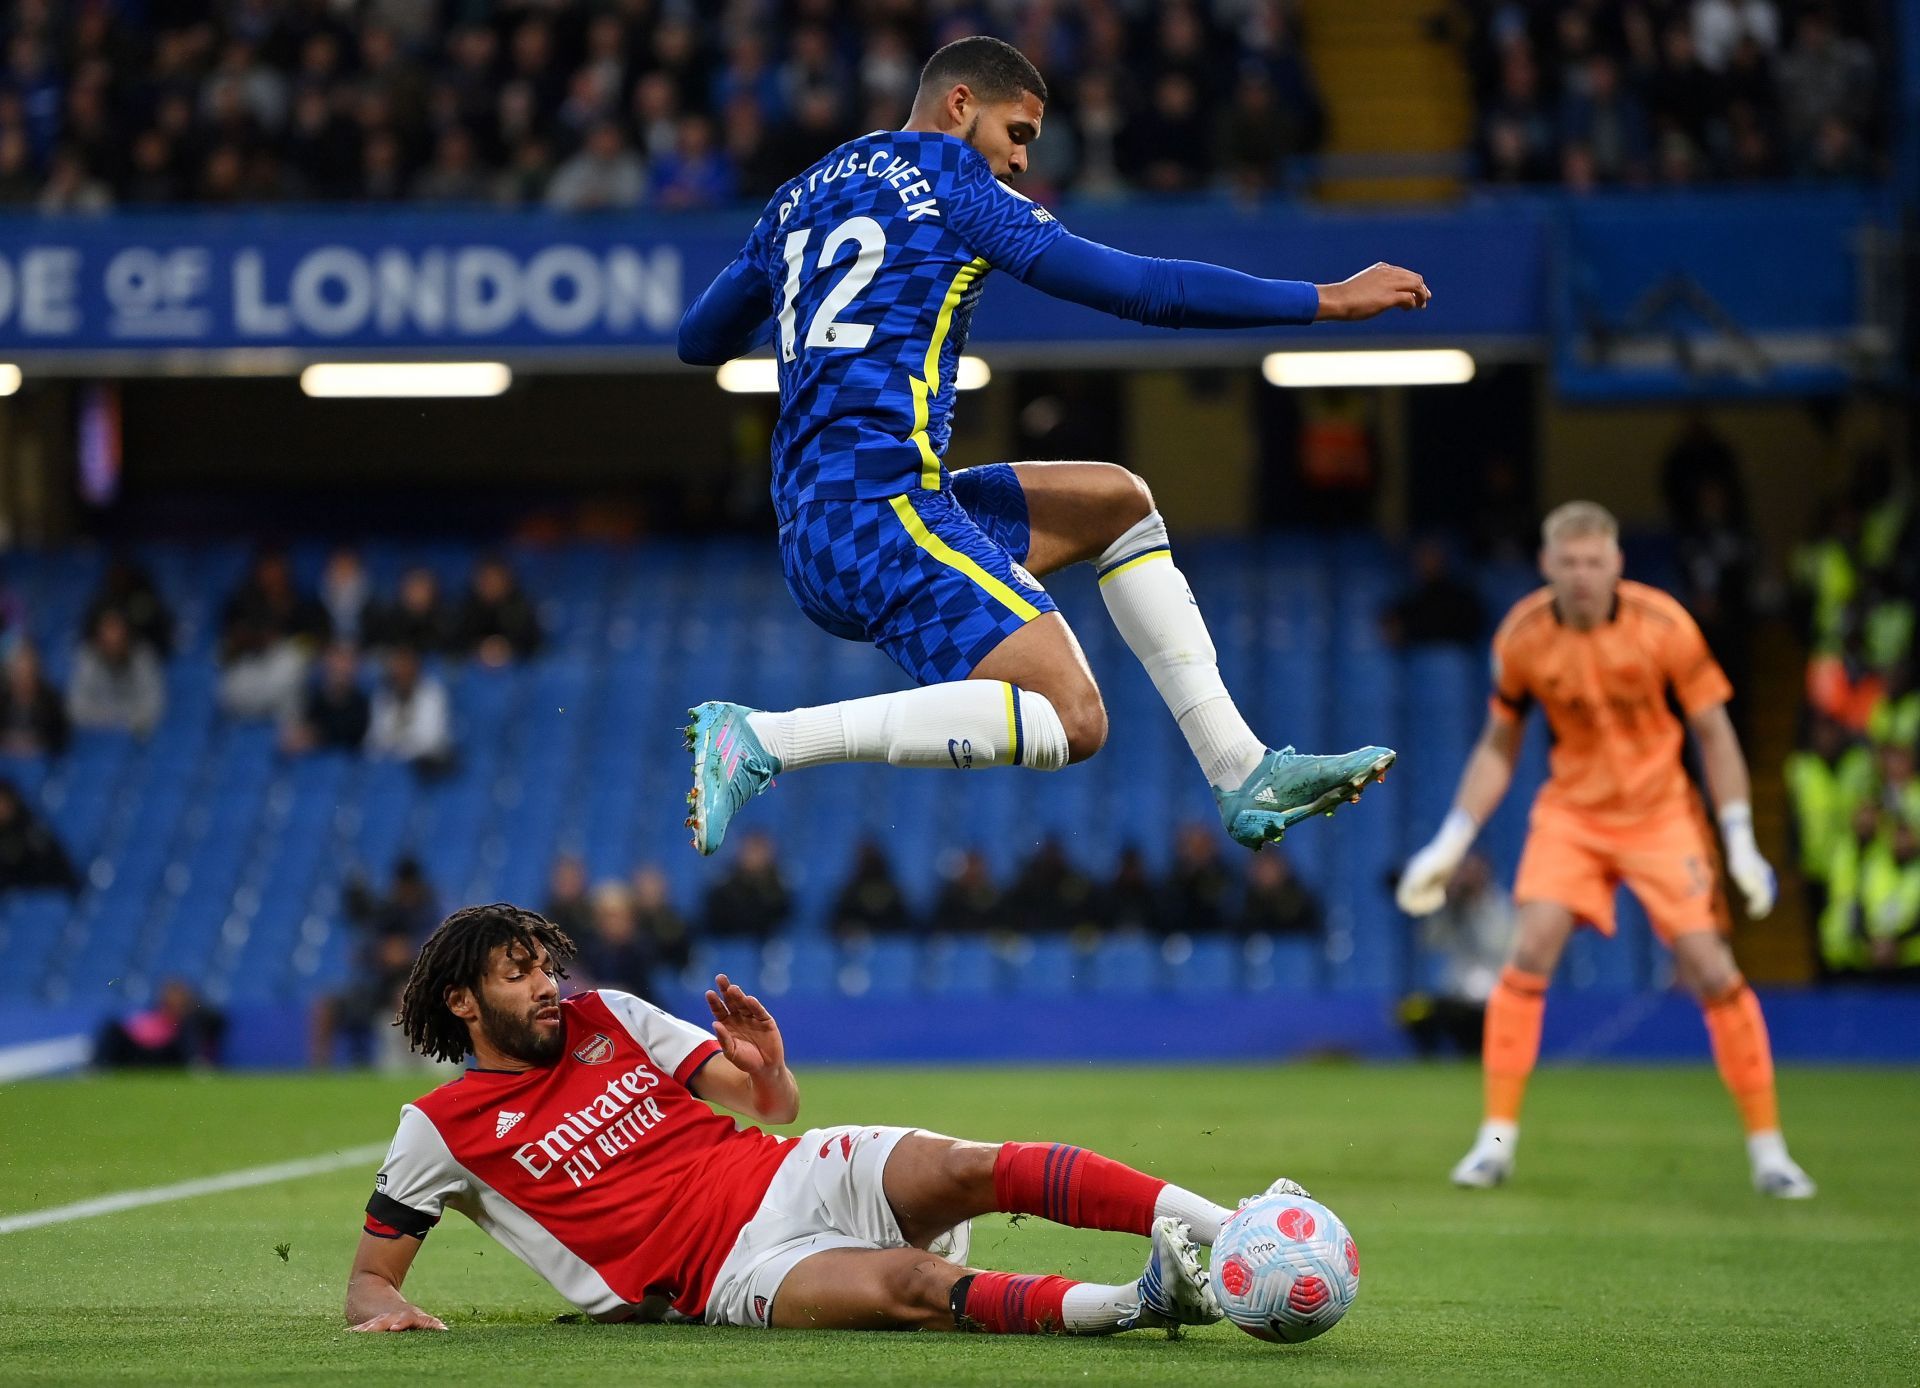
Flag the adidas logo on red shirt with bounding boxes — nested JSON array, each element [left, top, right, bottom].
[[496, 1111, 526, 1139]]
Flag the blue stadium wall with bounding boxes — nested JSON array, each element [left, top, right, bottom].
[[0, 186, 1892, 397]]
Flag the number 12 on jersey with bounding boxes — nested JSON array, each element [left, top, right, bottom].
[[778, 216, 885, 360]]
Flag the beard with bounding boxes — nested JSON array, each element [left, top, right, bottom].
[[476, 993, 566, 1066]]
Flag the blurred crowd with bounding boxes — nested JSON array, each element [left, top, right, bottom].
[[95, 976, 226, 1066], [307, 822, 1340, 1067], [1661, 412, 1763, 724], [10, 545, 537, 738], [0, 774, 78, 891], [250, 545, 542, 769], [0, 544, 544, 894], [846, 823, 1327, 942], [1463, 0, 1887, 187], [1788, 451, 1917, 978], [5, 412, 1908, 1072], [2, 0, 1889, 215], [1375, 414, 1763, 707], [543, 820, 1330, 961], [308, 821, 1542, 1073], [3, 0, 1328, 214], [1398, 852, 1515, 1057]]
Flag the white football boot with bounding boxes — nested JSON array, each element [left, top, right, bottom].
[[1749, 1133, 1817, 1199], [1239, 1176, 1313, 1208], [1117, 1217, 1223, 1331], [1450, 1122, 1518, 1189]]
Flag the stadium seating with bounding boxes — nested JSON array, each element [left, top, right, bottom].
[[0, 533, 1675, 1012]]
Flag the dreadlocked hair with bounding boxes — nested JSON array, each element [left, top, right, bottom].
[[396, 903, 577, 1063]]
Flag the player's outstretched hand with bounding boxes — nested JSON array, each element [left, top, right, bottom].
[[1316, 263, 1431, 321], [706, 973, 786, 1077], [350, 1309, 448, 1333]]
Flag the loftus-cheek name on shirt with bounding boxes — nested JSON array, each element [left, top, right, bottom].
[[512, 1063, 672, 1188], [774, 146, 943, 227]]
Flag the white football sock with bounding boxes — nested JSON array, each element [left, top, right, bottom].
[[1060, 1280, 1148, 1334], [1476, 1119, 1519, 1152], [746, 681, 1069, 773], [1746, 1130, 1789, 1168], [1153, 1184, 1230, 1246], [1096, 511, 1266, 791]]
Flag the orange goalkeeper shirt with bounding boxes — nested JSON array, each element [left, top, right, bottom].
[[1489, 580, 1733, 827]]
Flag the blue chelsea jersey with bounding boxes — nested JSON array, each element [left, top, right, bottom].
[[739, 131, 1066, 518]]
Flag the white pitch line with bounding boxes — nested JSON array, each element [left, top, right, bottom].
[[0, 1034, 93, 1084], [0, 1142, 389, 1236]]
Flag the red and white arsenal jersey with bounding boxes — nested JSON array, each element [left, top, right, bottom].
[[362, 989, 796, 1319]]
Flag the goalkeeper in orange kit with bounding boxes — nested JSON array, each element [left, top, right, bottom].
[[1396, 502, 1815, 1198]]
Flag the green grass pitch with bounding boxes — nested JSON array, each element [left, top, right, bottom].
[[3, 1064, 1917, 1386]]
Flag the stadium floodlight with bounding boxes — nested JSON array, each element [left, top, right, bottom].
[[717, 356, 991, 394], [1260, 349, 1475, 389], [298, 362, 512, 398], [714, 359, 780, 393], [953, 355, 992, 390], [0, 364, 20, 396]]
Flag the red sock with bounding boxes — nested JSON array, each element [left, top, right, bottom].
[[991, 1142, 1164, 1234], [958, 1273, 1077, 1334]]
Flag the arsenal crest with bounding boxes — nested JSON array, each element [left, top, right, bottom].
[[572, 1033, 615, 1065]]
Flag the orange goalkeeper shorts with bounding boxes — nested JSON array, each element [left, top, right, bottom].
[[1513, 796, 1730, 945]]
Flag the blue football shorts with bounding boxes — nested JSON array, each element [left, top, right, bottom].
[[778, 462, 1057, 686]]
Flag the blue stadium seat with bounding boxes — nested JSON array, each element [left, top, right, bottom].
[[923, 937, 996, 996], [1014, 937, 1082, 995], [1169, 934, 1237, 994], [1091, 935, 1158, 995], [4, 891, 73, 998], [0, 529, 1679, 1013], [1269, 935, 1323, 990], [775, 938, 838, 998], [838, 937, 917, 998]]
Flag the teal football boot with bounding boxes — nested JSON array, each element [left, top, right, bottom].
[[1214, 745, 1395, 850], [684, 702, 781, 856]]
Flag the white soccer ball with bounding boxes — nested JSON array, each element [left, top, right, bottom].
[[1209, 1192, 1359, 1343]]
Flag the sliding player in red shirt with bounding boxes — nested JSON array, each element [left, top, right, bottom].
[[346, 904, 1307, 1336]]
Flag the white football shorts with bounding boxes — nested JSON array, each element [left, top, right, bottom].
[[703, 1124, 970, 1328]]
